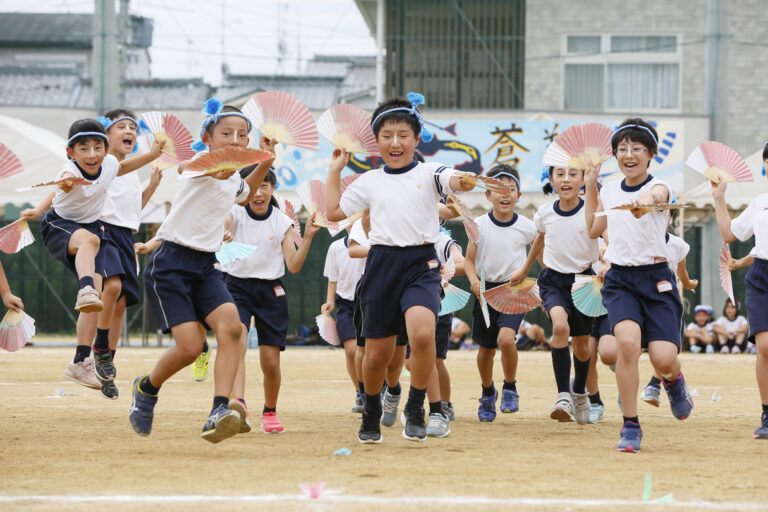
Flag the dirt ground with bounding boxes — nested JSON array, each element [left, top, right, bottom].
[[1, 343, 767, 511]]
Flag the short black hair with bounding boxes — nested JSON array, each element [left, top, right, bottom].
[[543, 166, 554, 195], [67, 119, 108, 150], [762, 141, 768, 161], [102, 108, 137, 123], [206, 105, 247, 135], [414, 149, 425, 163], [487, 163, 520, 182], [371, 97, 421, 138], [240, 165, 279, 208], [611, 118, 659, 156]]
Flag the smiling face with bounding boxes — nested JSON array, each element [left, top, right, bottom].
[[203, 115, 250, 152], [107, 119, 138, 159], [694, 310, 709, 326], [250, 179, 274, 215], [724, 301, 737, 320], [485, 175, 521, 214], [66, 138, 107, 174], [551, 166, 584, 201], [615, 137, 655, 182], [376, 120, 419, 168]]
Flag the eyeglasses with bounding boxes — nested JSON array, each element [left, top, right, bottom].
[[616, 147, 649, 156]]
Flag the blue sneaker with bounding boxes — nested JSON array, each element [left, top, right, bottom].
[[129, 375, 157, 436], [662, 373, 693, 420], [477, 390, 497, 422], [589, 403, 605, 424], [754, 412, 768, 439], [616, 421, 642, 452], [500, 389, 519, 413], [642, 382, 661, 407], [200, 405, 241, 444]]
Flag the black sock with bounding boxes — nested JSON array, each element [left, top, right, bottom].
[[202, 340, 209, 353], [73, 345, 91, 363], [429, 401, 442, 415], [623, 415, 639, 425], [78, 276, 94, 289], [406, 385, 427, 410], [551, 347, 571, 393], [387, 383, 401, 396], [572, 355, 590, 395], [482, 383, 496, 397], [358, 381, 365, 395], [648, 376, 662, 387], [212, 395, 229, 412], [139, 376, 160, 395], [364, 393, 382, 416], [111, 349, 116, 360], [762, 404, 768, 414], [502, 380, 516, 392], [589, 391, 603, 405], [93, 328, 110, 354], [263, 406, 276, 413]]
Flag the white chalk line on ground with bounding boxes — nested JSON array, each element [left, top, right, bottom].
[[0, 493, 766, 509]]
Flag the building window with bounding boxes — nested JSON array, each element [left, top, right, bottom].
[[562, 34, 681, 112]]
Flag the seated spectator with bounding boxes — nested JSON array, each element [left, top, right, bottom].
[[516, 319, 549, 351], [449, 316, 471, 350], [685, 304, 715, 353], [712, 298, 749, 354]]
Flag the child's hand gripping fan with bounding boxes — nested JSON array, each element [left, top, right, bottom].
[[0, 143, 24, 180], [456, 174, 512, 195], [215, 242, 258, 265], [178, 148, 274, 180], [542, 122, 613, 171], [479, 258, 491, 328], [483, 278, 542, 315], [274, 192, 302, 247], [446, 193, 479, 243], [317, 104, 380, 156], [570, 275, 607, 317], [594, 202, 685, 218], [0, 219, 34, 254], [138, 111, 196, 170], [686, 141, 752, 184], [315, 314, 340, 346], [15, 176, 94, 192], [719, 243, 736, 304], [242, 91, 319, 150], [0, 309, 35, 352]]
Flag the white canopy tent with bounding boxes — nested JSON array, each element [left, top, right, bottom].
[[682, 149, 767, 209]]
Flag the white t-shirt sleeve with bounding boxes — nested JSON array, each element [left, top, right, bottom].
[[349, 219, 369, 246], [275, 211, 293, 244], [234, 178, 249, 204], [339, 177, 369, 218], [323, 246, 339, 282], [522, 216, 537, 244], [730, 200, 756, 241], [431, 164, 455, 198], [533, 208, 545, 234]]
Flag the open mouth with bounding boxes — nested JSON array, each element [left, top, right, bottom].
[[561, 185, 573, 192], [499, 199, 511, 207], [389, 151, 403, 159], [122, 135, 134, 147]]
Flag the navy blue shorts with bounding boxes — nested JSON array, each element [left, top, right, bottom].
[[472, 282, 526, 349], [745, 258, 768, 342], [359, 244, 441, 339], [39, 208, 108, 277], [537, 267, 594, 337], [224, 274, 288, 350], [591, 314, 611, 339], [102, 223, 139, 307], [354, 281, 366, 347], [335, 295, 357, 343], [144, 241, 233, 334], [406, 313, 452, 359], [601, 262, 682, 348]]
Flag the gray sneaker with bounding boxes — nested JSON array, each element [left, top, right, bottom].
[[401, 406, 427, 442], [380, 390, 401, 427], [100, 379, 119, 400], [550, 394, 575, 422], [352, 392, 364, 413], [441, 400, 455, 421], [572, 393, 591, 425], [93, 350, 116, 381], [426, 412, 450, 437]]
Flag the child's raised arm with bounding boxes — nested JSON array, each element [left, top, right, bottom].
[[239, 137, 277, 206], [584, 162, 606, 239], [118, 138, 165, 176], [141, 167, 163, 208], [283, 212, 320, 273], [326, 149, 351, 222], [0, 262, 23, 312], [711, 181, 737, 243]]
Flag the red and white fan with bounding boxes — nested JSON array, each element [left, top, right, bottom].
[[0, 309, 35, 352], [16, 177, 94, 192], [274, 191, 302, 247], [340, 172, 362, 193], [0, 219, 34, 254], [139, 111, 196, 170], [456, 174, 513, 195], [719, 243, 736, 304], [441, 256, 456, 287], [447, 193, 479, 243], [483, 278, 541, 314], [686, 141, 752, 184], [179, 148, 274, 179], [295, 179, 361, 232], [242, 91, 319, 150], [542, 122, 613, 171], [317, 104, 380, 156], [315, 314, 340, 346], [0, 143, 24, 180]]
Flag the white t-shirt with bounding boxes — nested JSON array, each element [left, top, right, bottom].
[[685, 321, 714, 336], [338, 160, 454, 247], [348, 218, 369, 277], [534, 198, 599, 274], [664, 233, 690, 277], [221, 204, 293, 280], [436, 230, 460, 266], [474, 211, 536, 282], [324, 236, 364, 301], [714, 315, 748, 334], [731, 193, 768, 260], [156, 174, 249, 253], [52, 155, 120, 224], [601, 175, 672, 266], [100, 171, 143, 231]]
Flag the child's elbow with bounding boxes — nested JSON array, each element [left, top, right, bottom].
[[327, 209, 345, 222]]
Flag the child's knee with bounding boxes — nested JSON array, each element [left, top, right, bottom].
[[552, 321, 569, 339], [102, 277, 121, 297], [498, 332, 517, 349]]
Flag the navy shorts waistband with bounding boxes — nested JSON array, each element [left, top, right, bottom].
[[223, 274, 280, 286], [610, 261, 668, 272], [103, 222, 133, 235], [485, 281, 507, 288], [542, 266, 595, 278], [161, 240, 216, 261], [753, 257, 768, 267], [370, 243, 435, 254]]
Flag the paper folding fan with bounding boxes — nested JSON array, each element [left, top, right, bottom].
[[0, 309, 36, 352], [317, 104, 380, 156], [594, 203, 685, 217], [447, 193, 479, 243], [686, 141, 752, 184], [479, 259, 490, 328], [274, 192, 303, 247], [179, 148, 274, 179], [439, 283, 471, 316], [139, 111, 195, 170], [0, 143, 24, 180], [0, 219, 34, 254], [457, 174, 512, 195], [719, 243, 736, 304], [483, 278, 541, 315], [542, 122, 613, 171], [215, 242, 257, 265], [339, 173, 362, 193], [570, 275, 607, 317], [315, 314, 340, 346], [242, 91, 319, 150], [441, 257, 456, 287], [16, 177, 94, 192]]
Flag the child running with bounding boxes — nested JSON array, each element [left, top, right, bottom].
[[465, 164, 537, 422]]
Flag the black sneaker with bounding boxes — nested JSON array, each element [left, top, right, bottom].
[[357, 410, 382, 444], [100, 379, 119, 400], [401, 406, 427, 442], [93, 350, 116, 381]]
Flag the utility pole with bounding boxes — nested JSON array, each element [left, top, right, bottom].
[[375, 0, 386, 103], [706, 0, 730, 142], [93, 0, 121, 112]]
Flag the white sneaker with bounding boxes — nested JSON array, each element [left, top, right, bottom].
[[74, 285, 103, 313], [426, 412, 450, 437], [690, 345, 702, 354], [64, 357, 102, 389], [550, 393, 575, 422], [720, 345, 730, 354], [572, 393, 591, 425], [705, 345, 715, 354], [731, 345, 741, 354]]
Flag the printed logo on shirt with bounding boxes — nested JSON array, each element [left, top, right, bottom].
[[417, 184, 423, 189], [274, 286, 286, 297], [656, 280, 673, 293], [427, 259, 439, 270]]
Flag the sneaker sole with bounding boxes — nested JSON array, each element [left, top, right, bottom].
[[75, 302, 104, 313], [617, 446, 640, 453], [427, 427, 451, 438], [550, 408, 574, 422], [358, 435, 383, 444], [643, 397, 660, 407], [63, 371, 102, 390], [500, 407, 518, 413], [201, 411, 241, 443], [402, 429, 427, 442], [228, 401, 251, 434], [753, 433, 768, 439], [478, 416, 496, 422], [262, 425, 285, 434], [100, 387, 119, 400]]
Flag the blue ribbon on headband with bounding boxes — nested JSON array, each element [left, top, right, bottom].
[[198, 97, 253, 143], [370, 92, 434, 143], [539, 166, 551, 185], [97, 115, 141, 133], [610, 124, 658, 146], [494, 171, 520, 190], [67, 131, 109, 146]]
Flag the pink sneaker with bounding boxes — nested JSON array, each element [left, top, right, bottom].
[[262, 411, 284, 434], [720, 345, 730, 354], [731, 345, 741, 354], [228, 399, 252, 434], [74, 286, 103, 313], [64, 357, 102, 389]]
